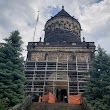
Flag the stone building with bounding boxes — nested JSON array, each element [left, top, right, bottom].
[[24, 6, 95, 102]]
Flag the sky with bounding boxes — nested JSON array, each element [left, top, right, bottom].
[[0, 0, 110, 58]]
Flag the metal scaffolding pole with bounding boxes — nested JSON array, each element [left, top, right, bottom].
[[56, 57, 58, 80], [67, 55, 69, 96], [86, 56, 89, 71], [31, 62, 35, 96], [76, 56, 79, 94], [24, 56, 90, 96], [44, 60, 47, 94], [53, 77, 55, 94]]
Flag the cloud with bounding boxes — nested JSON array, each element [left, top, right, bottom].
[[80, 0, 110, 52], [0, 0, 110, 58], [79, 0, 104, 6]]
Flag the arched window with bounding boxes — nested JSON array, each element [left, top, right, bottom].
[[74, 25, 77, 32], [60, 21, 64, 29], [66, 21, 69, 24], [66, 21, 69, 29], [69, 24, 71, 29], [59, 23, 61, 29], [72, 23, 74, 30], [51, 23, 54, 30], [48, 25, 51, 30], [55, 21, 59, 29], [64, 23, 66, 29]]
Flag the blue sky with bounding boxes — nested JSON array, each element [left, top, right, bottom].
[[0, 0, 110, 57], [48, 6, 60, 16]]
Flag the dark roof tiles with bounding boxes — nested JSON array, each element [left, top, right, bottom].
[[54, 9, 72, 18]]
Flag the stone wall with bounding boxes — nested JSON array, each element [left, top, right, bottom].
[[44, 16, 81, 43], [30, 51, 90, 62], [31, 52, 45, 60], [45, 17, 81, 36], [76, 53, 90, 61], [31, 52, 71, 61]]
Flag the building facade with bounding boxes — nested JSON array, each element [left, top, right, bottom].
[[24, 7, 95, 102]]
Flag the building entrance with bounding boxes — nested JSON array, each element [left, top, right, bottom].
[[56, 89, 67, 102]]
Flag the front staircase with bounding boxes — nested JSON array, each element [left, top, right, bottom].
[[28, 102, 84, 110], [9, 96, 93, 110]]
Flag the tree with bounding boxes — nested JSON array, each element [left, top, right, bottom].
[[85, 46, 110, 110], [0, 99, 8, 110], [0, 30, 24, 109]]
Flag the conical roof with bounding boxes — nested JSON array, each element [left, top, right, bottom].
[[54, 7, 72, 18]]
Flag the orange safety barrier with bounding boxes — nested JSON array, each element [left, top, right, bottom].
[[68, 94, 82, 104], [48, 92, 55, 103], [38, 96, 42, 103], [42, 94, 49, 102], [38, 92, 55, 103]]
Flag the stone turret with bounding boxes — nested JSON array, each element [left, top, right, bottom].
[[44, 6, 81, 43]]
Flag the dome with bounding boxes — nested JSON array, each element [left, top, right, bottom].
[[44, 6, 81, 43]]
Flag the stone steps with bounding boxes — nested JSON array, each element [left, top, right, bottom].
[[28, 102, 84, 110]]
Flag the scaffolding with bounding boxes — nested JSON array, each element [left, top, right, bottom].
[[24, 56, 89, 97]]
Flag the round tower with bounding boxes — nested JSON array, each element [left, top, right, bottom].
[[44, 6, 81, 43]]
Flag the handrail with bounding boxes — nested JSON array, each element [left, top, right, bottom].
[[82, 97, 94, 110], [8, 96, 32, 110]]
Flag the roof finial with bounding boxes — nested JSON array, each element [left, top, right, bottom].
[[39, 37, 42, 42], [83, 37, 85, 42], [62, 6, 64, 9]]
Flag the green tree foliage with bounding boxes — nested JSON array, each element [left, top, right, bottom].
[[0, 99, 8, 110], [0, 31, 24, 109], [85, 46, 110, 110]]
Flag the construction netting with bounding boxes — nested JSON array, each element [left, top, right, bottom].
[[38, 92, 55, 103], [68, 94, 82, 104]]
